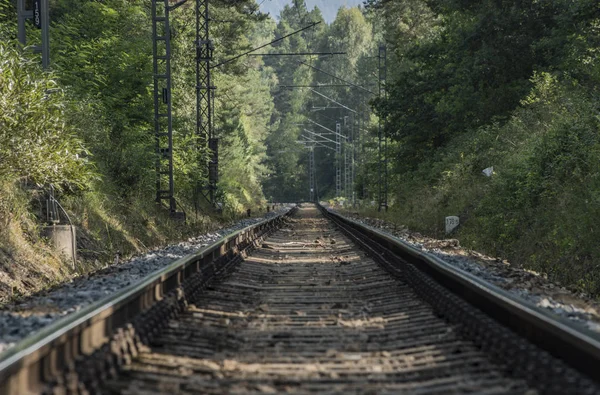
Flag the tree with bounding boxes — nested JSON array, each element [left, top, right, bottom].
[[262, 1, 326, 201]]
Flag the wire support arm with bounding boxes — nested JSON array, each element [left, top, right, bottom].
[[306, 119, 345, 137], [168, 0, 189, 11], [303, 129, 339, 144], [212, 21, 321, 68], [249, 52, 346, 56], [298, 136, 337, 151], [309, 89, 357, 114], [298, 60, 376, 95]]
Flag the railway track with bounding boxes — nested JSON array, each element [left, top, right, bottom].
[[2, 204, 600, 394]]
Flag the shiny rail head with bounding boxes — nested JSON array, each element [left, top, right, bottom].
[[317, 203, 600, 383]]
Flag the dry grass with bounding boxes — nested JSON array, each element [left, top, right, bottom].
[[0, 181, 226, 305], [0, 182, 67, 304]]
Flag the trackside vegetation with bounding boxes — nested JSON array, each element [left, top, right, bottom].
[[1, 0, 600, 300], [262, 0, 600, 297], [363, 0, 600, 296], [0, 0, 275, 301]]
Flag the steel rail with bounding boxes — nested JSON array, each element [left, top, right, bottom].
[[318, 204, 600, 385], [4, 203, 600, 393], [102, 205, 534, 392], [0, 207, 296, 394]]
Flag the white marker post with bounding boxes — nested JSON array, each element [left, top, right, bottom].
[[445, 216, 460, 234]]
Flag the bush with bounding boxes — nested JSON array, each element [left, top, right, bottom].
[[383, 73, 600, 296], [0, 42, 93, 191]]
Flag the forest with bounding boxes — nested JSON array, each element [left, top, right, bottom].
[[1, 0, 600, 299]]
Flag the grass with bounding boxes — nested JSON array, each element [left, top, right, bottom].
[[0, 178, 235, 305]]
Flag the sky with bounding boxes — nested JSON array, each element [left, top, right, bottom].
[[258, 0, 364, 24]]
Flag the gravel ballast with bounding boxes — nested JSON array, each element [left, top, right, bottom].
[[3, 203, 599, 356], [0, 206, 293, 354]]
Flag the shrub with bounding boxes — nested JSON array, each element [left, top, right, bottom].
[[0, 42, 93, 191]]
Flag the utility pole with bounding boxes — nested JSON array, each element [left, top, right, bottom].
[[151, 3, 317, 213], [197, 0, 218, 207], [301, 125, 341, 201], [309, 147, 315, 202], [378, 44, 388, 212], [351, 112, 356, 206], [17, 0, 50, 69], [293, 61, 375, 207], [152, 0, 176, 215], [336, 122, 342, 198], [344, 116, 351, 202], [303, 90, 357, 201], [297, 137, 337, 202], [297, 144, 318, 203], [152, 0, 188, 219], [195, 17, 320, 209], [358, 92, 367, 202]]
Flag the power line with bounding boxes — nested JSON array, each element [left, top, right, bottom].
[[280, 84, 353, 88], [212, 21, 321, 68], [298, 60, 376, 95], [249, 52, 346, 57], [304, 129, 338, 144], [298, 137, 336, 151], [253, 0, 268, 14], [168, 0, 189, 11], [310, 107, 344, 111], [306, 119, 344, 138], [309, 89, 357, 114]]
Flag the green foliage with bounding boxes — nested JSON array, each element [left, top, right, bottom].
[[261, 2, 324, 201], [0, 42, 93, 190], [2, 0, 598, 298], [49, 0, 155, 196], [0, 0, 281, 300], [381, 73, 600, 295], [167, 1, 274, 210], [371, 0, 592, 162], [12, 0, 275, 212], [356, 0, 600, 295], [0, 0, 16, 39], [261, 1, 378, 201]]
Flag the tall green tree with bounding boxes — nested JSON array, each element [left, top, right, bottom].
[[262, 1, 326, 201]]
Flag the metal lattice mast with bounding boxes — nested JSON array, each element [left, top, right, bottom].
[[196, 0, 218, 206], [351, 112, 356, 206], [309, 147, 315, 202], [344, 116, 351, 201], [360, 96, 367, 200], [335, 122, 342, 197], [378, 44, 388, 212], [358, 87, 372, 202], [152, 0, 176, 213]]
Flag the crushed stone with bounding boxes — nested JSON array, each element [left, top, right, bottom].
[[0, 206, 293, 354]]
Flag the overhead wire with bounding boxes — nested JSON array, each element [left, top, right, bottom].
[[212, 21, 321, 68]]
